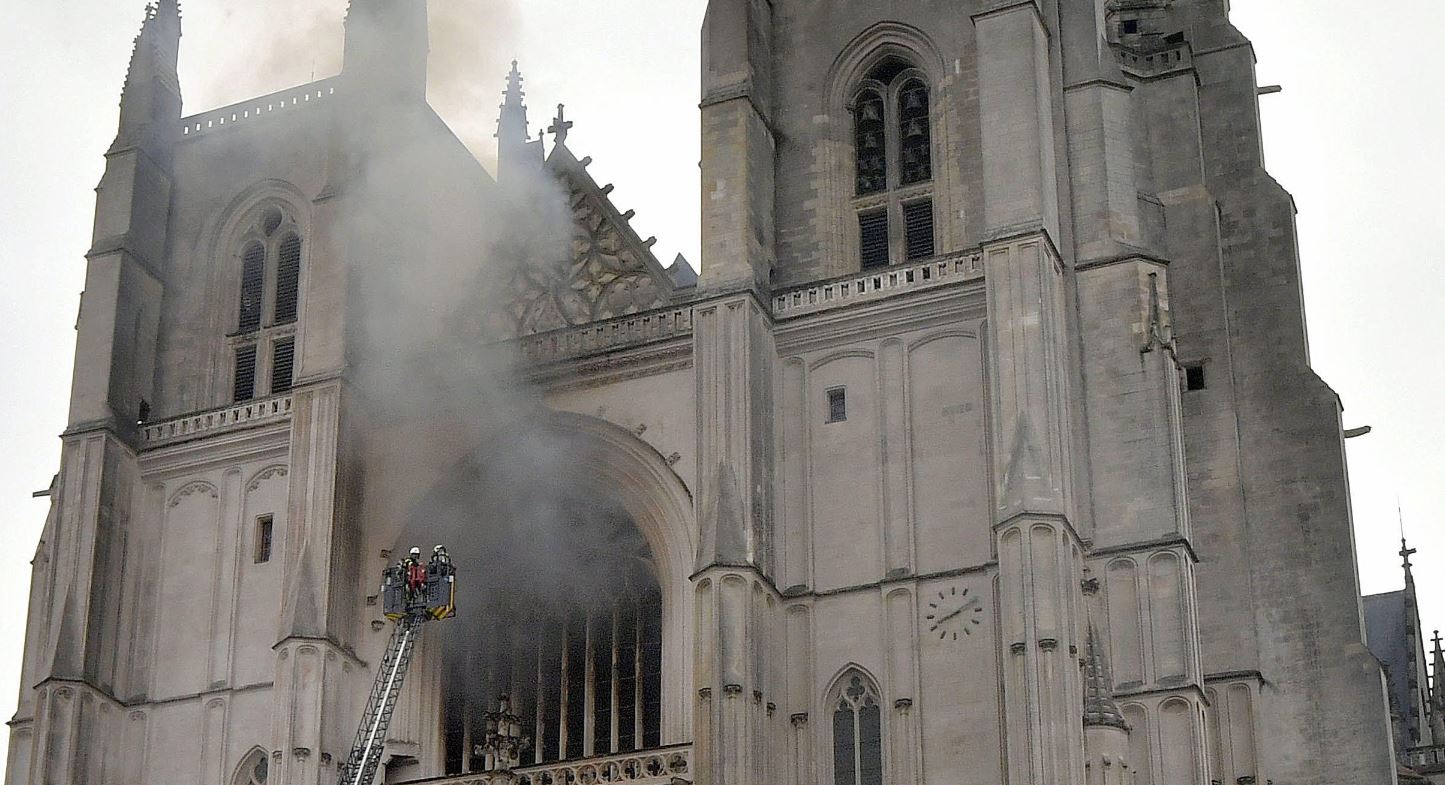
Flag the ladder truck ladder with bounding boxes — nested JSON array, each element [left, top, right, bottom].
[[338, 548, 456, 785], [337, 616, 421, 785]]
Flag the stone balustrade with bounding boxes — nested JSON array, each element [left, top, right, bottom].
[[772, 250, 984, 319], [180, 78, 339, 138], [411, 744, 692, 785], [140, 394, 294, 448], [519, 308, 694, 364]]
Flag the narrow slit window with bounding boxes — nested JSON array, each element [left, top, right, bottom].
[[859, 212, 889, 269], [238, 243, 266, 333], [827, 388, 848, 424], [274, 234, 301, 325], [254, 515, 274, 564], [233, 345, 258, 402], [270, 338, 296, 395], [898, 79, 932, 185], [904, 200, 935, 260]]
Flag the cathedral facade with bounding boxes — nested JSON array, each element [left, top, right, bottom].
[[6, 1, 1417, 784]]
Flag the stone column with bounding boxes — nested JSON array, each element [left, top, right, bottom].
[[691, 293, 780, 785]]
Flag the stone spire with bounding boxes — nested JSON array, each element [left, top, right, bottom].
[[116, 0, 182, 150], [1083, 627, 1129, 730], [496, 61, 541, 182]]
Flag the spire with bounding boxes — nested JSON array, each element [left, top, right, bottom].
[[495, 61, 535, 180], [1083, 627, 1129, 730], [343, 0, 429, 99], [116, 1, 183, 150]]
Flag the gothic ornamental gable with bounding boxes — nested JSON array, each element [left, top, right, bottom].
[[493, 143, 676, 338]]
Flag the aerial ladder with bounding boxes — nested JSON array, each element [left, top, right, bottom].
[[338, 546, 457, 785]]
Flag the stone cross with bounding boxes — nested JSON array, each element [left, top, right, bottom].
[[548, 104, 573, 146]]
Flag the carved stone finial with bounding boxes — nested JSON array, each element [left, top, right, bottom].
[[1083, 627, 1130, 730]]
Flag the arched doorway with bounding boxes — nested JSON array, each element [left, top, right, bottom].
[[398, 413, 694, 777]]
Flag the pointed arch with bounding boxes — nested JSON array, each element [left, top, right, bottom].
[[230, 747, 270, 785], [204, 180, 312, 406], [826, 25, 947, 273], [825, 667, 885, 785]]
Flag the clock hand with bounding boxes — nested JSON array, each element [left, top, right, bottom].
[[937, 607, 965, 624]]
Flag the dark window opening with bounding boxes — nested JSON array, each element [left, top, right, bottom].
[[238, 243, 266, 334], [275, 234, 302, 325], [859, 212, 889, 269], [827, 388, 848, 424], [563, 610, 587, 758], [233, 345, 258, 403], [1184, 364, 1207, 392], [271, 338, 296, 395], [866, 56, 912, 86], [903, 200, 935, 260], [854, 90, 887, 195], [1121, 19, 1140, 34], [898, 79, 932, 185], [446, 569, 662, 772], [833, 675, 883, 785], [254, 515, 274, 564]]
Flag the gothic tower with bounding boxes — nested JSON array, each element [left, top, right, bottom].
[[6, 0, 1404, 784]]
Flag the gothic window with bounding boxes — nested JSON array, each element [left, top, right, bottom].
[[231, 749, 269, 785], [850, 57, 937, 269], [831, 672, 884, 785], [443, 518, 664, 775], [230, 206, 303, 403]]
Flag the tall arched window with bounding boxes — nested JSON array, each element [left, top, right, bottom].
[[830, 671, 884, 785], [230, 206, 302, 402], [851, 58, 936, 269], [441, 510, 665, 775]]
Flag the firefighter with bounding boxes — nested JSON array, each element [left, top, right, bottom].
[[431, 544, 452, 573], [403, 546, 426, 606]]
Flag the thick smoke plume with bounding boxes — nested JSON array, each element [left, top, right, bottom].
[[304, 1, 663, 733], [187, 0, 519, 165]]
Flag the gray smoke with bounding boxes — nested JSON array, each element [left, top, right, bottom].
[[307, 1, 659, 728], [188, 0, 519, 164]]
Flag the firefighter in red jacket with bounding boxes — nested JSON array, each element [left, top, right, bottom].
[[402, 546, 426, 606]]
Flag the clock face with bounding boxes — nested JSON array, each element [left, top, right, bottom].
[[926, 586, 985, 641]]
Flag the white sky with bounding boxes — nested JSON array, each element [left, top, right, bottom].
[[0, 0, 1440, 768]]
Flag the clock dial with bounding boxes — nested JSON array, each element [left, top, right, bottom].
[[925, 586, 985, 641]]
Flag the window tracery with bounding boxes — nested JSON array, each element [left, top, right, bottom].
[[850, 57, 937, 269], [229, 206, 303, 402], [831, 671, 884, 785], [231, 749, 268, 785], [444, 518, 664, 775]]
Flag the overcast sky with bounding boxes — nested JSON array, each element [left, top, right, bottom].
[[0, 0, 1441, 767]]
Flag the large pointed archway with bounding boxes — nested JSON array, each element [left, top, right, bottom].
[[399, 411, 695, 776]]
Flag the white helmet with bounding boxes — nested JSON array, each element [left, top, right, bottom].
[[409, 547, 421, 558]]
